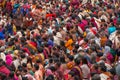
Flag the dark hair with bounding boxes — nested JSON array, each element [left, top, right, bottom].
[[99, 64, 107, 72], [74, 58, 80, 65], [68, 55, 74, 61], [68, 71, 75, 77], [56, 62, 61, 68], [84, 38, 88, 43], [9, 71, 14, 78], [21, 54, 26, 58], [82, 57, 88, 64], [49, 58, 53, 63], [36, 59, 42, 63], [34, 64, 39, 70], [74, 75, 80, 80], [27, 57, 33, 67], [60, 56, 65, 63], [46, 75, 55, 80], [22, 63, 27, 68], [91, 74, 101, 80]]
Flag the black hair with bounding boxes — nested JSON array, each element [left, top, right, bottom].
[[74, 58, 80, 66], [34, 64, 39, 70], [84, 38, 88, 43], [68, 55, 74, 61], [21, 54, 26, 59], [22, 63, 27, 68], [68, 71, 75, 77], [22, 77, 28, 80], [60, 56, 65, 63], [91, 74, 101, 80], [75, 44, 79, 49], [49, 66, 56, 72], [46, 75, 55, 80], [99, 64, 107, 72], [36, 59, 42, 63], [82, 57, 88, 64], [74, 75, 80, 80], [56, 62, 61, 68], [9, 71, 14, 78], [49, 58, 53, 64]]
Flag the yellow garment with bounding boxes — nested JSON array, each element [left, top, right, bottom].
[[83, 32, 87, 37], [0, 0, 5, 7], [13, 24, 17, 33], [65, 39, 73, 50]]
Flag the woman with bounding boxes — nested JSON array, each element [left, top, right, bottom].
[[81, 57, 90, 80]]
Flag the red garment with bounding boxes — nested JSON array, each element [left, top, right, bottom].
[[6, 2, 12, 11], [0, 66, 10, 77]]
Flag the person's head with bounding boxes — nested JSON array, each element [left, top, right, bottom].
[[22, 63, 27, 68], [60, 56, 65, 63], [91, 74, 101, 80], [36, 59, 42, 65], [68, 55, 74, 61], [82, 57, 88, 64], [34, 64, 39, 71], [46, 75, 55, 80], [74, 58, 81, 66], [98, 63, 107, 73], [9, 71, 14, 78], [55, 62, 61, 69], [49, 58, 53, 64], [68, 71, 75, 80]]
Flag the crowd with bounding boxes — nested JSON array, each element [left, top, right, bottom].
[[0, 0, 120, 80]]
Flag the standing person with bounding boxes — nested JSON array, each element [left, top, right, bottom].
[[33, 64, 43, 80], [65, 35, 73, 53], [6, 0, 12, 15], [81, 57, 90, 80], [71, 58, 83, 80]]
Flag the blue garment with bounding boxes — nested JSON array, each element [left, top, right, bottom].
[[7, 24, 13, 35], [48, 39, 54, 47], [0, 32, 5, 40], [108, 26, 116, 34], [14, 4, 20, 9]]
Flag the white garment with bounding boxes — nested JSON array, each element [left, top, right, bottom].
[[81, 64, 90, 79], [82, 0, 88, 5], [13, 59, 20, 70], [21, 58, 27, 64], [100, 73, 109, 80], [53, 36, 60, 45]]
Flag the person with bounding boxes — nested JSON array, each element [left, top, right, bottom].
[[91, 74, 101, 80], [71, 58, 82, 80], [33, 64, 43, 80]]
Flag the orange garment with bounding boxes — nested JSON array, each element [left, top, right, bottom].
[[100, 36, 107, 47], [32, 4, 36, 9], [65, 39, 73, 50]]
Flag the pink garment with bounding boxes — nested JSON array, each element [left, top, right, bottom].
[[45, 69, 53, 77], [0, 66, 10, 77], [6, 54, 13, 66]]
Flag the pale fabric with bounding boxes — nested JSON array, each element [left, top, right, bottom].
[[81, 64, 90, 79], [100, 73, 109, 80], [13, 59, 20, 70], [53, 36, 60, 45], [0, 53, 6, 61], [82, 0, 88, 5], [34, 70, 43, 80], [21, 58, 27, 64]]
